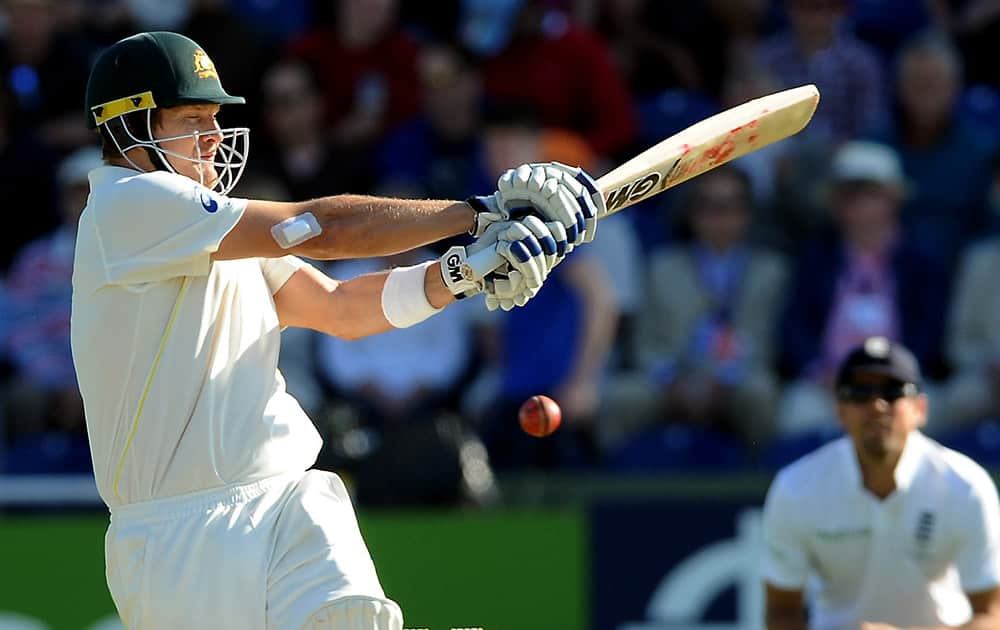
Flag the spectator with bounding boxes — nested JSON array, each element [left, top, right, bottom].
[[756, 0, 887, 144], [460, 0, 637, 160], [478, 252, 618, 470], [763, 337, 1000, 630], [943, 237, 1000, 429], [777, 141, 948, 434], [591, 0, 770, 100], [0, 81, 60, 274], [868, 30, 995, 276], [251, 58, 372, 201], [311, 248, 491, 506], [0, 0, 94, 151], [315, 248, 478, 430], [608, 166, 788, 451], [939, 158, 1000, 430], [229, 0, 312, 44], [0, 146, 101, 474], [288, 0, 421, 155], [180, 0, 277, 130], [374, 43, 492, 201], [848, 0, 938, 66], [934, 0, 1000, 87], [474, 111, 620, 470]]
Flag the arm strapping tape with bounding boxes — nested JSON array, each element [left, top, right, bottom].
[[381, 261, 443, 328], [271, 212, 322, 249]]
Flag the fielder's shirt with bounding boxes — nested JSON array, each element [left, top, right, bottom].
[[762, 431, 1000, 629], [71, 166, 321, 507]]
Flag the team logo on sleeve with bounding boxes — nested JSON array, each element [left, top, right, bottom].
[[200, 192, 219, 213], [193, 50, 219, 80]]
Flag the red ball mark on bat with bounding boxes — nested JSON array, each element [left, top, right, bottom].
[[714, 140, 736, 162], [748, 134, 759, 144], [703, 138, 736, 165], [681, 143, 691, 154]]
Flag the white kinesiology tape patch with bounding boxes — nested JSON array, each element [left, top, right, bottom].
[[381, 260, 443, 328], [271, 212, 322, 249]]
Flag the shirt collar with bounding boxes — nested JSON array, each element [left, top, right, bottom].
[[88, 164, 140, 187], [840, 436, 862, 488], [842, 430, 925, 494], [893, 430, 925, 491]]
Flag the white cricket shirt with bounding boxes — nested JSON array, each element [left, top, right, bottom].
[[762, 431, 1000, 629], [71, 166, 321, 507]]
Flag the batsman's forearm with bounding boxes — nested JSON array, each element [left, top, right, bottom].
[[296, 195, 476, 259]]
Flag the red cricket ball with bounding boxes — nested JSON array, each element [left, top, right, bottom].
[[518, 395, 562, 437]]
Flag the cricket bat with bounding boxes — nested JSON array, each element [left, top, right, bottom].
[[464, 83, 820, 279]]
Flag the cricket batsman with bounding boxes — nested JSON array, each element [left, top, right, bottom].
[[71, 31, 603, 629]]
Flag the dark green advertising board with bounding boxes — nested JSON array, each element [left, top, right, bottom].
[[0, 510, 586, 630]]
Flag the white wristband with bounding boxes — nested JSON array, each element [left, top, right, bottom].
[[381, 261, 443, 328]]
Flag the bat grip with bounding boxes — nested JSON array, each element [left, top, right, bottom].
[[464, 247, 506, 281]]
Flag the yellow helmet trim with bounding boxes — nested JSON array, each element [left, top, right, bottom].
[[91, 91, 157, 126]]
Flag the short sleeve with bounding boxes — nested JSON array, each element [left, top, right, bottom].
[[93, 171, 247, 285], [955, 469, 1000, 593], [761, 471, 811, 589], [260, 256, 309, 294]]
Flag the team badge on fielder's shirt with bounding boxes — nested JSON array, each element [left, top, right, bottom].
[[194, 50, 218, 80], [912, 510, 936, 561]]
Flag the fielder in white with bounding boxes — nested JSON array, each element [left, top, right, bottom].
[[762, 337, 1000, 630], [71, 31, 605, 630]]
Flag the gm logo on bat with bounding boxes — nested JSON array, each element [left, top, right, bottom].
[[605, 171, 664, 212]]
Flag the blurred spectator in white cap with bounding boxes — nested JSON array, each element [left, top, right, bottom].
[[776, 140, 949, 435], [0, 145, 102, 473]]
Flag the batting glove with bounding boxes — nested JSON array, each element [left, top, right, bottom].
[[441, 216, 560, 310], [526, 161, 606, 243]]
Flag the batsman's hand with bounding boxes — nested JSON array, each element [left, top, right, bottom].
[[519, 161, 605, 244], [466, 161, 604, 256], [441, 216, 560, 311]]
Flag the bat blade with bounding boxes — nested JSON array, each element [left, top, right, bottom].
[[599, 84, 820, 215], [464, 84, 820, 282]]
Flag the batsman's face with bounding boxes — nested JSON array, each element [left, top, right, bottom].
[[836, 373, 926, 462], [153, 104, 224, 188]]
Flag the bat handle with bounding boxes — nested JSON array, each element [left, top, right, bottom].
[[464, 246, 506, 281]]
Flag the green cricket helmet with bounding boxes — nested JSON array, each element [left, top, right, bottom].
[[85, 31, 249, 194]]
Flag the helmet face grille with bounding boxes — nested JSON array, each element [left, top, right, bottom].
[[106, 109, 250, 195]]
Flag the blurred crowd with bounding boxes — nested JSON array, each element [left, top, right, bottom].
[[4, 0, 1000, 505]]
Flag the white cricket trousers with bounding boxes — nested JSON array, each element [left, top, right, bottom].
[[104, 469, 403, 629]]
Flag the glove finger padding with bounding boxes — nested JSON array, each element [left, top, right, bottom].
[[518, 214, 561, 271], [485, 270, 539, 312], [531, 161, 605, 243], [496, 222, 546, 289], [498, 164, 582, 246]]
